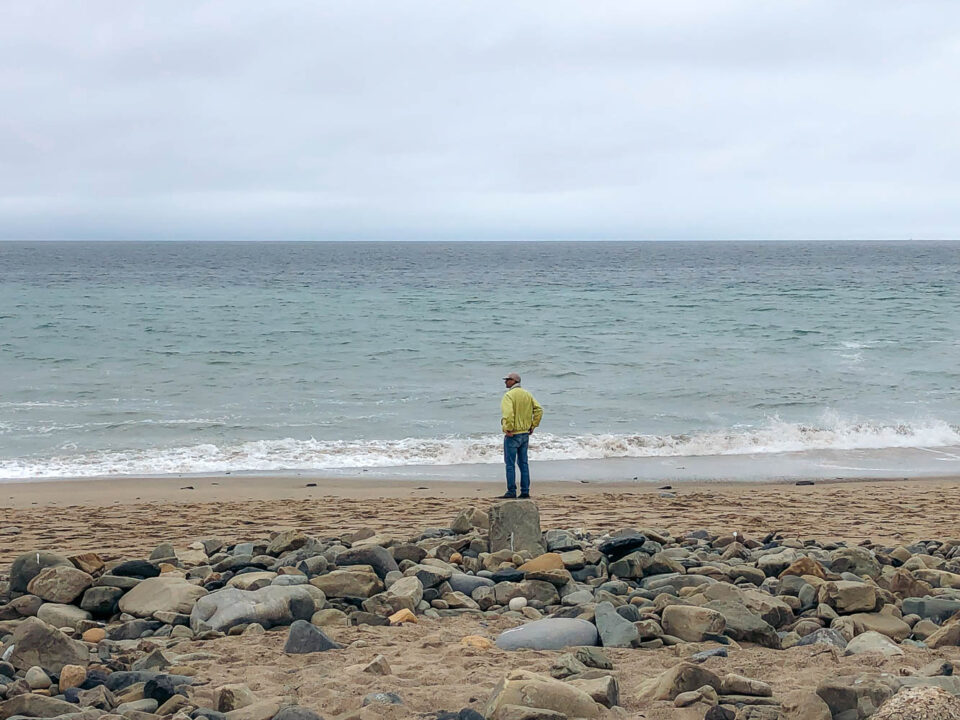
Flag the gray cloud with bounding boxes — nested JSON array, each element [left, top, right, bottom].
[[1, 1, 958, 240]]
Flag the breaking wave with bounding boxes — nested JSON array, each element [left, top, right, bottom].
[[1, 417, 959, 480]]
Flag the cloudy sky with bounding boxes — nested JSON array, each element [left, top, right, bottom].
[[1, 2, 958, 241]]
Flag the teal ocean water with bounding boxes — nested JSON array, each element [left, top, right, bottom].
[[1, 240, 959, 480]]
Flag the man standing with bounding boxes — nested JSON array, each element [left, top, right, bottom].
[[500, 372, 543, 499]]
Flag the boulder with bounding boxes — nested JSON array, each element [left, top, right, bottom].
[[334, 545, 399, 580], [567, 675, 620, 708], [830, 547, 880, 578], [35, 602, 92, 630], [594, 601, 639, 648], [816, 675, 895, 719], [309, 570, 382, 598], [796, 627, 848, 649], [284, 619, 343, 653], [661, 605, 726, 643], [266, 530, 311, 556], [638, 662, 721, 701], [0, 693, 78, 719], [451, 507, 489, 533], [118, 576, 208, 617], [8, 551, 72, 594], [7, 616, 89, 674], [484, 669, 602, 719], [80, 586, 125, 615], [925, 620, 960, 648], [704, 600, 780, 648], [844, 631, 904, 656], [25, 566, 93, 604], [489, 500, 545, 555], [496, 618, 599, 651], [190, 585, 324, 633], [818, 581, 878, 614], [780, 690, 831, 720], [844, 612, 911, 641]]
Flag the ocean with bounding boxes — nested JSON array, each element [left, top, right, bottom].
[[1, 240, 959, 482]]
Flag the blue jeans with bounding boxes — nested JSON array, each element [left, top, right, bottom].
[[504, 433, 530, 495]]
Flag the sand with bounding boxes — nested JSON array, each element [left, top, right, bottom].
[[3, 475, 960, 718]]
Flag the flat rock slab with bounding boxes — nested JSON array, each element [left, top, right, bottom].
[[496, 618, 599, 651]]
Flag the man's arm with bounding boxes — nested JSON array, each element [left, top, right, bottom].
[[530, 395, 543, 432], [501, 393, 515, 434]]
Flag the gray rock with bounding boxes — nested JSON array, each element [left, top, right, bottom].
[[449, 574, 495, 596], [495, 618, 599, 651], [25, 566, 93, 604], [361, 692, 402, 706], [283, 620, 342, 653], [8, 552, 73, 594], [705, 600, 780, 648], [80, 586, 125, 616], [118, 576, 208, 618], [796, 627, 849, 649], [0, 693, 78, 718], [902, 597, 960, 622], [190, 585, 324, 633], [594, 601, 639, 648], [334, 545, 399, 580], [830, 547, 881, 579], [273, 707, 325, 720], [35, 602, 92, 630], [545, 530, 580, 552], [844, 631, 904, 656], [107, 618, 162, 640], [488, 500, 545, 555], [7, 617, 89, 674]]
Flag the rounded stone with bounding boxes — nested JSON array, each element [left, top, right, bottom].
[[508, 597, 527, 612]]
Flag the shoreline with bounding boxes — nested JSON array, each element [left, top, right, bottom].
[[1, 469, 959, 509]]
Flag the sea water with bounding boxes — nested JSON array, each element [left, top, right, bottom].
[[1, 240, 958, 481]]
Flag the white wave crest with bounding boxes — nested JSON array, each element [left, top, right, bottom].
[[1, 417, 959, 480]]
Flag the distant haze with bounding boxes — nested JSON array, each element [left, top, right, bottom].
[[2, 2, 958, 241]]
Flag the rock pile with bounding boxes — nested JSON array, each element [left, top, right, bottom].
[[3, 498, 960, 719]]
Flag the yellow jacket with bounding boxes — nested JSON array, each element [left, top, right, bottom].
[[501, 386, 543, 434]]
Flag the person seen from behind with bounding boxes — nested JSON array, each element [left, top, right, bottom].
[[500, 372, 543, 499]]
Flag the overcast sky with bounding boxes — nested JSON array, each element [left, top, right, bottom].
[[1, 2, 959, 241]]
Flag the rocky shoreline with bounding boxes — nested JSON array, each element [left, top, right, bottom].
[[3, 498, 960, 719]]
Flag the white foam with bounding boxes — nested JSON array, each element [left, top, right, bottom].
[[1, 415, 959, 480]]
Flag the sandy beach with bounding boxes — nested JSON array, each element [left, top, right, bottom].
[[4, 475, 960, 720], [2, 476, 959, 565]]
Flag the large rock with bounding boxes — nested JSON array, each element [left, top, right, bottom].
[[818, 581, 878, 614], [830, 547, 881, 579], [309, 570, 383, 598], [26, 566, 93, 604], [0, 693, 78, 719], [780, 690, 831, 720], [661, 605, 726, 642], [451, 507, 490, 533], [704, 600, 780, 648], [190, 585, 325, 633], [873, 686, 960, 719], [35, 602, 92, 630], [489, 500, 545, 555], [335, 545, 399, 580], [925, 620, 960, 648], [80, 586, 125, 615], [496, 618, 599, 651], [638, 662, 721, 701], [843, 612, 911, 641], [8, 551, 72, 594], [283, 619, 342, 653], [7, 616, 89, 674], [816, 675, 895, 719], [118, 576, 208, 617], [484, 669, 602, 719], [902, 597, 960, 622], [844, 631, 903, 657], [594, 601, 639, 647]]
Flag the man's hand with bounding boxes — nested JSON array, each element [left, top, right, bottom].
[[504, 431, 514, 437], [529, 428, 534, 435]]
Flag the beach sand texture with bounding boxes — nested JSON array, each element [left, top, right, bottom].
[[3, 477, 960, 720]]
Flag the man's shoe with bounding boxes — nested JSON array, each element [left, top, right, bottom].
[[499, 492, 517, 499], [519, 493, 531, 499]]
